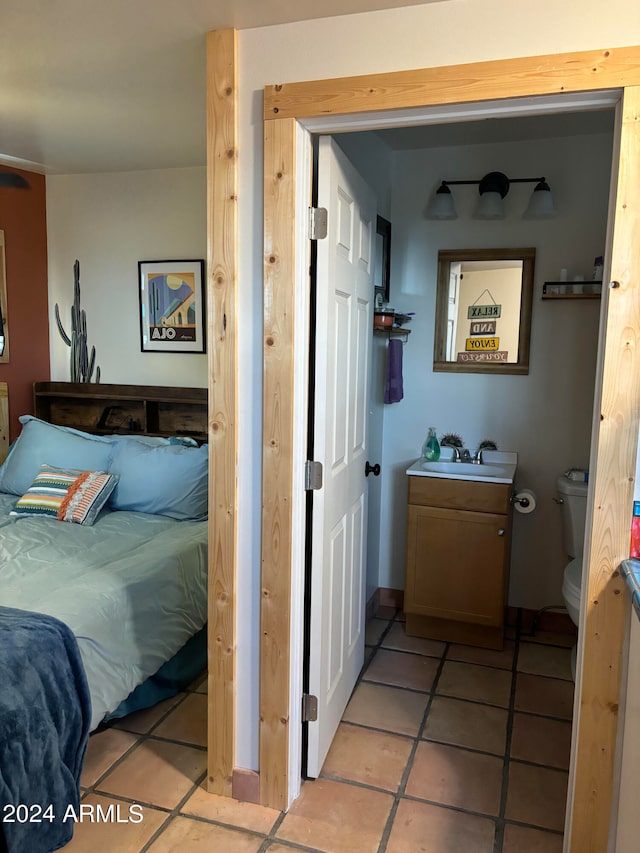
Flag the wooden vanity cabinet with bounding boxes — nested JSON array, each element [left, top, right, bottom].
[[404, 475, 513, 649]]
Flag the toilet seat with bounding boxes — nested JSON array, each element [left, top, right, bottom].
[[562, 557, 582, 626], [563, 557, 582, 598]]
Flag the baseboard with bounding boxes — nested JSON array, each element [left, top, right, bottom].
[[506, 605, 577, 635], [232, 767, 260, 804], [378, 587, 404, 609], [369, 591, 574, 637], [368, 587, 404, 619], [366, 588, 380, 621]]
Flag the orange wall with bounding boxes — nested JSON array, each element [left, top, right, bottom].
[[0, 165, 50, 441]]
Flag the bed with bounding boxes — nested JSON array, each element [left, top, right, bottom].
[[0, 383, 208, 853]]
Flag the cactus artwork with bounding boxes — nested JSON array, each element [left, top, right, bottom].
[[55, 260, 101, 383]]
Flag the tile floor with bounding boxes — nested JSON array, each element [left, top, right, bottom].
[[64, 607, 575, 853]]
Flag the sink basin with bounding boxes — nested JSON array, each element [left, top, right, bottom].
[[422, 462, 488, 474], [421, 461, 509, 477], [407, 452, 517, 484]]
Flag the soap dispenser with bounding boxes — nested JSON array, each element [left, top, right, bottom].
[[422, 427, 440, 462]]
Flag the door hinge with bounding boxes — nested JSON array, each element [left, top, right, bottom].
[[308, 207, 328, 240], [302, 693, 318, 722], [304, 460, 323, 491]]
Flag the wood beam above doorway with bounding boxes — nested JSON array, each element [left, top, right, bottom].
[[264, 47, 640, 121]]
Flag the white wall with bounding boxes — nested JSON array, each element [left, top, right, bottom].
[[236, 0, 640, 775], [377, 132, 611, 609], [46, 167, 207, 387]]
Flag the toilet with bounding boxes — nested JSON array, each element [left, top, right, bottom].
[[557, 472, 589, 678]]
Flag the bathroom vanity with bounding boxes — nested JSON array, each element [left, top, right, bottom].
[[404, 453, 516, 649]]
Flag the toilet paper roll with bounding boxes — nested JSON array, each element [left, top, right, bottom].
[[513, 489, 536, 514]]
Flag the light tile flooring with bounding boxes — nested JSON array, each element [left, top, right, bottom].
[[64, 608, 575, 853]]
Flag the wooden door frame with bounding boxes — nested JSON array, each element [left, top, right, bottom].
[[206, 29, 238, 798], [259, 47, 640, 853]]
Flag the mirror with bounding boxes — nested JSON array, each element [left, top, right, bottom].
[[433, 247, 535, 375]]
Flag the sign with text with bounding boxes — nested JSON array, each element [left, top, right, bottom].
[[457, 351, 509, 363], [465, 336, 500, 352], [469, 320, 497, 336], [467, 304, 502, 319]]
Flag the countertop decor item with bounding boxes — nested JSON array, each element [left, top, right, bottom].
[[422, 427, 440, 461]]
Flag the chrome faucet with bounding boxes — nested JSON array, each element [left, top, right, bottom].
[[441, 442, 462, 461], [473, 449, 484, 465], [442, 444, 471, 463]]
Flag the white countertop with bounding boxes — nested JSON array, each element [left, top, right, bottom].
[[406, 450, 518, 485]]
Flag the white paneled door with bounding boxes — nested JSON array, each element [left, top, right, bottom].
[[306, 137, 376, 778]]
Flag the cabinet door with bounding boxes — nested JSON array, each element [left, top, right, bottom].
[[405, 504, 508, 626]]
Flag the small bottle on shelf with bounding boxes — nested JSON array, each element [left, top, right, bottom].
[[593, 256, 604, 280]]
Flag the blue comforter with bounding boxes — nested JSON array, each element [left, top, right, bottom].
[[0, 606, 91, 853], [0, 493, 208, 731]]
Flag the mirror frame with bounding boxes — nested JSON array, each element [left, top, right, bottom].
[[376, 215, 392, 303], [433, 247, 535, 375]]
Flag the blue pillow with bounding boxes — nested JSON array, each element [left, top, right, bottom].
[[108, 440, 208, 520], [0, 416, 114, 497], [104, 433, 170, 446]]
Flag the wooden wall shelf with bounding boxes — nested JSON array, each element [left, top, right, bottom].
[[374, 327, 411, 339], [542, 281, 602, 299], [33, 382, 208, 443]]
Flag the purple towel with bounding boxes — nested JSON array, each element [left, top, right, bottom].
[[384, 338, 403, 404]]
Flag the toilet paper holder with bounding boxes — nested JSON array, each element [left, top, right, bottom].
[[510, 489, 537, 514]]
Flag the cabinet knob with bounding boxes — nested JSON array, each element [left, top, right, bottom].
[[497, 528, 505, 536]]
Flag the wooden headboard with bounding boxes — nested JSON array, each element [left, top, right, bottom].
[[33, 382, 208, 444]]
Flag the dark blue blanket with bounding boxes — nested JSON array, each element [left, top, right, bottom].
[[0, 607, 91, 853]]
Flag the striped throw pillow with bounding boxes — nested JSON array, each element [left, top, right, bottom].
[[10, 465, 118, 525]]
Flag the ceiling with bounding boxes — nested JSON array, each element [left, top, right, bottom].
[[372, 108, 615, 150], [0, 0, 443, 175], [0, 0, 616, 176]]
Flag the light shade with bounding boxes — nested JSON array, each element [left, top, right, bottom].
[[425, 183, 457, 220], [523, 180, 556, 218], [427, 171, 556, 221], [475, 191, 505, 220]]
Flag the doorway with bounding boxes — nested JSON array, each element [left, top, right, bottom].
[[298, 96, 616, 787], [260, 52, 640, 853]]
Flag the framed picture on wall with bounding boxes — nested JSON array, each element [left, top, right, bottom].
[[138, 259, 206, 353], [0, 231, 9, 363]]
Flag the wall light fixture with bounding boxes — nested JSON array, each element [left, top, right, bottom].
[[426, 171, 556, 221]]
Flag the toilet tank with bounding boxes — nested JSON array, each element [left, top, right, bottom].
[[557, 474, 589, 558]]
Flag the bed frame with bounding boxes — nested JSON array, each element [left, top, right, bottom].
[[33, 382, 208, 443]]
